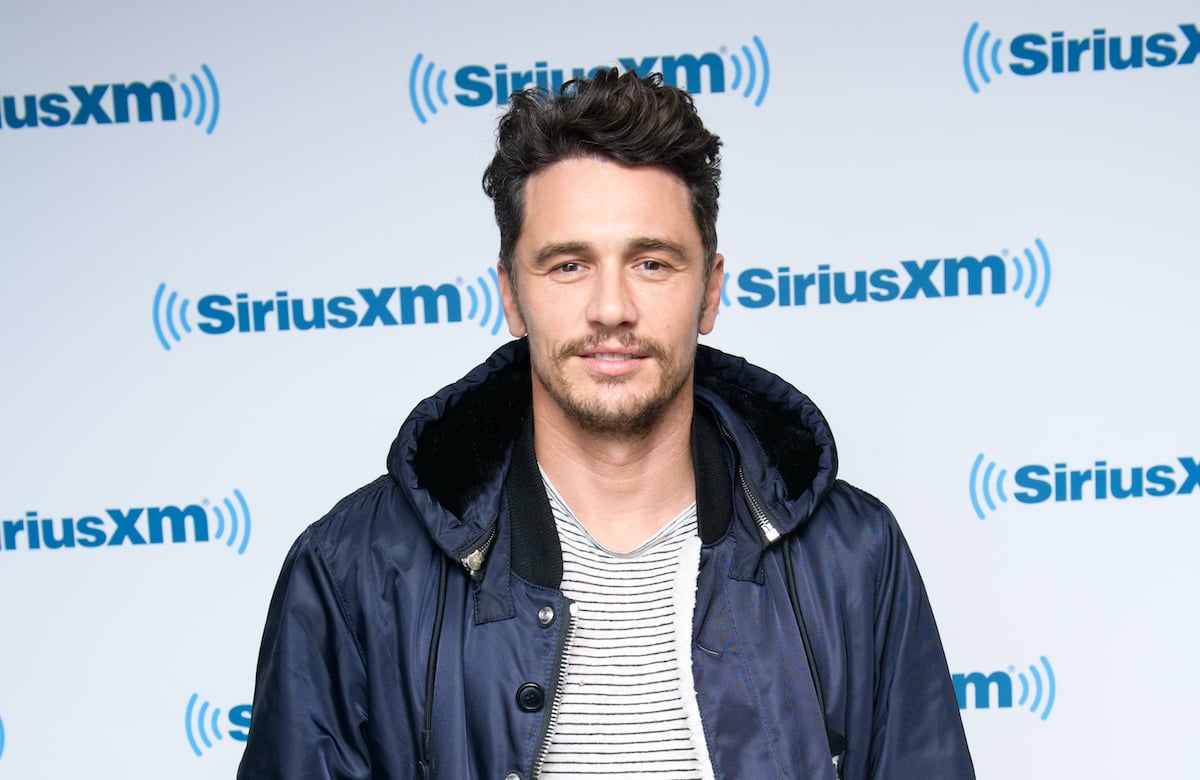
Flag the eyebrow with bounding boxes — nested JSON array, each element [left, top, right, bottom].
[[627, 237, 688, 261], [533, 241, 591, 267], [531, 237, 690, 267]]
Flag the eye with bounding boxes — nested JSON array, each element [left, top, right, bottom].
[[554, 261, 582, 274], [637, 258, 669, 273]]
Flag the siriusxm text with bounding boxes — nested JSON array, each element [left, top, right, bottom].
[[734, 255, 1005, 308], [1011, 23, 1198, 75], [455, 53, 726, 106], [1, 82, 175, 129], [2, 505, 210, 551], [1013, 457, 1199, 503], [197, 286, 462, 333]]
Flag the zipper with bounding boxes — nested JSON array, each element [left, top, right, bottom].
[[532, 600, 577, 779], [738, 466, 781, 543], [720, 415, 845, 775], [458, 523, 497, 582], [714, 418, 782, 543]]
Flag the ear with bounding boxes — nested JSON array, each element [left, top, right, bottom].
[[698, 253, 724, 335], [497, 262, 527, 338]]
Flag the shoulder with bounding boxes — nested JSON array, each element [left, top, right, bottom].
[[807, 479, 901, 551], [309, 472, 434, 543], [795, 480, 918, 602], [308, 475, 404, 545], [289, 474, 440, 601]]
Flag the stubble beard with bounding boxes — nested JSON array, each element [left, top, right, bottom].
[[531, 330, 693, 439]]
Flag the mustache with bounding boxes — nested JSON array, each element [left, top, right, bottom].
[[555, 331, 667, 361]]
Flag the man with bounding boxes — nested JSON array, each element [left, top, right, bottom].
[[239, 70, 974, 779]]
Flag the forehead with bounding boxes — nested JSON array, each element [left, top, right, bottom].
[[518, 157, 699, 251]]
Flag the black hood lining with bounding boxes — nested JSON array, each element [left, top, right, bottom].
[[695, 369, 821, 502], [412, 349, 532, 521], [506, 413, 562, 588]]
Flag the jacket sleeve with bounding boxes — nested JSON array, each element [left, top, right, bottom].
[[866, 508, 975, 779], [238, 526, 371, 780]]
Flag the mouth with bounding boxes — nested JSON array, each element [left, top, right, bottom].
[[576, 345, 649, 376], [584, 352, 640, 361]]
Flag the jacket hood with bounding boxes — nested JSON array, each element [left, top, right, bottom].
[[694, 346, 839, 540], [387, 339, 839, 563]]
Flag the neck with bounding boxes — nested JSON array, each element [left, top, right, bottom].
[[533, 385, 696, 552]]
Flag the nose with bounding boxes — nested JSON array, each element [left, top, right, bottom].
[[585, 262, 636, 330]]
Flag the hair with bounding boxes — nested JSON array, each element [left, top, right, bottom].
[[482, 69, 722, 281]]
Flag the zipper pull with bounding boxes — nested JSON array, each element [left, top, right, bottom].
[[461, 548, 485, 580], [459, 524, 497, 582]]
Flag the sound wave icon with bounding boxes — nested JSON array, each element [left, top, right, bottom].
[[209, 488, 252, 556], [153, 282, 192, 351], [177, 64, 221, 134], [184, 694, 225, 757], [461, 267, 506, 336], [1014, 656, 1057, 720], [963, 22, 1004, 94], [409, 53, 449, 125], [726, 35, 771, 106], [1008, 238, 1051, 308], [969, 453, 1008, 520]]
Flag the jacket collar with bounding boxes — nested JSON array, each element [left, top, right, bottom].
[[388, 339, 837, 582], [504, 402, 736, 590]]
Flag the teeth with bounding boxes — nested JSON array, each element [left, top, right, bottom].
[[592, 353, 632, 361]]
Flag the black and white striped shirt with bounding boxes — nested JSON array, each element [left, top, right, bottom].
[[538, 473, 712, 780]]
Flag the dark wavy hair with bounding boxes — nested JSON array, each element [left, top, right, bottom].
[[482, 69, 722, 280]]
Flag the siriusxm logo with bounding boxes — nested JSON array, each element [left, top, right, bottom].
[[964, 21, 1198, 92], [722, 238, 1050, 311], [153, 269, 504, 351], [2, 489, 251, 554], [409, 36, 770, 123], [970, 453, 1199, 519], [184, 694, 250, 757], [1, 65, 220, 135], [954, 656, 1056, 720]]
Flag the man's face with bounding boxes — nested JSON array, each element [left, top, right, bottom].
[[499, 156, 724, 437]]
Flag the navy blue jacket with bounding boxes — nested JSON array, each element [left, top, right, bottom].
[[238, 340, 974, 779]]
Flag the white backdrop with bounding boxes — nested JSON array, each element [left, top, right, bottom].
[[1, 0, 1197, 777]]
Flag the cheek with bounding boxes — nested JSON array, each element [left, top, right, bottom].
[[662, 297, 706, 336], [523, 291, 578, 333]]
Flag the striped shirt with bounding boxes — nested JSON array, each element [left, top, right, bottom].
[[538, 472, 710, 780]]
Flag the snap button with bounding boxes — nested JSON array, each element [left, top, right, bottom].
[[504, 773, 522, 780], [537, 605, 555, 627], [516, 682, 545, 712]]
